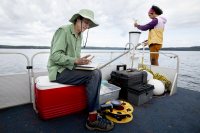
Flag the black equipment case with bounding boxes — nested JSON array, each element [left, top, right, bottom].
[[127, 84, 154, 106], [110, 65, 154, 105], [111, 68, 147, 88]]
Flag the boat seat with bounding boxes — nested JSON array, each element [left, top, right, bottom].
[[34, 76, 87, 120]]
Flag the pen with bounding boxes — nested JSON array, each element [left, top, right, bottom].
[[89, 56, 95, 62]]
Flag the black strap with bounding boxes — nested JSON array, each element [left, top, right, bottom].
[[26, 66, 33, 69]]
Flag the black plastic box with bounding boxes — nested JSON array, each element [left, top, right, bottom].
[[110, 68, 147, 100], [127, 84, 154, 106], [110, 69, 147, 88]]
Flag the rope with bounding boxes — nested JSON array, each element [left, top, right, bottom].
[[139, 64, 171, 91]]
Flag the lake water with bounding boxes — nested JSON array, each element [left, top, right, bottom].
[[0, 49, 200, 92]]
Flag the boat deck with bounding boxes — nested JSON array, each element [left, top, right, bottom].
[[0, 87, 200, 133]]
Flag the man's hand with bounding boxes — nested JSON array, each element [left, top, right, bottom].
[[74, 57, 90, 65], [82, 54, 91, 59], [74, 54, 91, 65]]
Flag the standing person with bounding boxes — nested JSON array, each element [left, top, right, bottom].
[[134, 5, 167, 66], [47, 9, 114, 131]]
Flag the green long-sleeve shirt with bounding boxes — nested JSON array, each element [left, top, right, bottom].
[[47, 24, 82, 81]]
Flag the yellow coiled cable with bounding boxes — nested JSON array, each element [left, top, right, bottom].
[[139, 64, 171, 91]]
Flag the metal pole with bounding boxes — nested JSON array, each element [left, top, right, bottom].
[[99, 46, 135, 69]]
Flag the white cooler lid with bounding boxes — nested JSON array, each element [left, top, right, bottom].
[[35, 76, 72, 90]]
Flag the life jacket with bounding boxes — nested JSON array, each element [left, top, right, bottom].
[[148, 16, 167, 46]]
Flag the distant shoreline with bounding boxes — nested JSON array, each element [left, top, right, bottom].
[[0, 45, 200, 51]]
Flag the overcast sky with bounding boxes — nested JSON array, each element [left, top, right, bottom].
[[0, 0, 200, 48]]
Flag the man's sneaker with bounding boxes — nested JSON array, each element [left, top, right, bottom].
[[86, 115, 114, 131]]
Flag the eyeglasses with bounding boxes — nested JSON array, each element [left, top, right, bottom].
[[82, 19, 91, 26]]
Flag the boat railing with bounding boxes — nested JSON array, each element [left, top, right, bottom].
[[30, 49, 133, 78], [0, 52, 32, 108], [136, 50, 179, 72], [30, 51, 50, 78], [134, 43, 179, 72], [0, 45, 179, 109], [133, 49, 179, 95]]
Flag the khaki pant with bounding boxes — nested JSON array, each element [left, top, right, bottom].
[[149, 44, 162, 65]]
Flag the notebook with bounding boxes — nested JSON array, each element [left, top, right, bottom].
[[75, 63, 99, 70]]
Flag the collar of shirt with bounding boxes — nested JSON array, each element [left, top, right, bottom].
[[70, 24, 82, 39]]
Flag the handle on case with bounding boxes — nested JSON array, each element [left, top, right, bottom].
[[117, 65, 127, 71]]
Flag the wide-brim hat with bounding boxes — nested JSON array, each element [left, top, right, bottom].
[[69, 9, 99, 29]]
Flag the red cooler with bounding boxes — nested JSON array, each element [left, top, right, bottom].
[[34, 76, 87, 120]]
